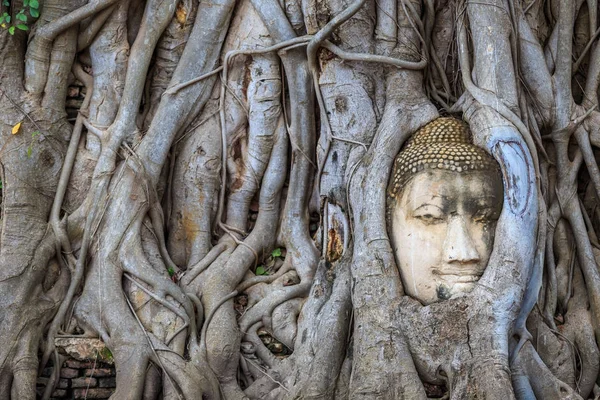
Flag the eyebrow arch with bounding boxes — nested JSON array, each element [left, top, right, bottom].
[[408, 194, 446, 207], [412, 203, 445, 213], [474, 195, 499, 205]]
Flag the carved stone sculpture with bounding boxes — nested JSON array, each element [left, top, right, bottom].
[[388, 117, 503, 304]]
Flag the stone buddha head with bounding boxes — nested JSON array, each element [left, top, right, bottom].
[[388, 118, 503, 305]]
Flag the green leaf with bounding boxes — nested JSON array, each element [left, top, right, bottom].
[[23, 0, 29, 6], [30, 0, 39, 8], [8, 26, 14, 35], [271, 248, 282, 258], [16, 24, 27, 31], [17, 12, 27, 21], [5, 15, 10, 23], [256, 266, 266, 275], [167, 267, 175, 277], [99, 347, 113, 362], [30, 8, 38, 18], [2, 0, 9, 6], [31, 130, 39, 138], [0, 180, 3, 189], [0, 15, 4, 24], [27, 145, 32, 158]]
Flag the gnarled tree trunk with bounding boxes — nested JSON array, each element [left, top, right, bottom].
[[0, 0, 599, 399]]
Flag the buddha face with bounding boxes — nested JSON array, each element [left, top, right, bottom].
[[390, 169, 503, 305]]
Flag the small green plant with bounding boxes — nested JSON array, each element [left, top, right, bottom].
[[271, 248, 282, 258], [255, 248, 285, 276], [98, 346, 113, 363], [255, 265, 267, 275], [1, 0, 40, 35]]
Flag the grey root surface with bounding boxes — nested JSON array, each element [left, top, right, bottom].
[[0, 0, 600, 399]]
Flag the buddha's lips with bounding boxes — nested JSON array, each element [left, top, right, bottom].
[[438, 274, 481, 283], [432, 268, 483, 283]]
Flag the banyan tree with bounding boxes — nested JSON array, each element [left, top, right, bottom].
[[1, 0, 600, 398]]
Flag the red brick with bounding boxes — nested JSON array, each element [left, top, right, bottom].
[[51, 389, 67, 398], [98, 377, 116, 388], [73, 388, 114, 399], [72, 377, 97, 388], [36, 377, 49, 388], [57, 378, 69, 389], [59, 368, 78, 378], [65, 359, 95, 369], [85, 367, 113, 377]]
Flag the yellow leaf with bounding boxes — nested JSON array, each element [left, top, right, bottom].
[[11, 122, 22, 135]]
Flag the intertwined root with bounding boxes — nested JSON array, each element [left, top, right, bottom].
[[3, 0, 600, 399]]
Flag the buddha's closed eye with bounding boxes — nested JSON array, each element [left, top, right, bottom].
[[472, 208, 501, 223], [413, 205, 445, 224]]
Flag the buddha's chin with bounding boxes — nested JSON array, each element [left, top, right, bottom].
[[435, 279, 479, 301]]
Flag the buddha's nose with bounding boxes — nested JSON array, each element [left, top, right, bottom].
[[443, 216, 480, 264]]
